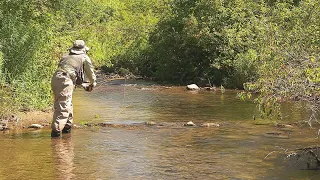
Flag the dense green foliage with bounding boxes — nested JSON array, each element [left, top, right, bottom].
[[0, 0, 56, 115], [0, 0, 170, 116], [242, 0, 320, 121], [143, 0, 263, 86], [0, 0, 320, 122]]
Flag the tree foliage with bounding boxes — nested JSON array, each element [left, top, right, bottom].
[[244, 0, 320, 122], [0, 0, 169, 113], [142, 0, 264, 87]]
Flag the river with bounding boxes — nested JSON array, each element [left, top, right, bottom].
[[0, 79, 319, 179]]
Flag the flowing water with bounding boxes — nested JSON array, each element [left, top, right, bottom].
[[0, 79, 320, 179]]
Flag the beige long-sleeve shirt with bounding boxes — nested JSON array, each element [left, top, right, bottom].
[[58, 52, 96, 87]]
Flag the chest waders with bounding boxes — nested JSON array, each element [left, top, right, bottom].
[[51, 54, 86, 137]]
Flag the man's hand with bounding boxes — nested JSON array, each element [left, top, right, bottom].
[[83, 84, 94, 92]]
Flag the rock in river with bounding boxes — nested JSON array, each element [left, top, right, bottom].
[[186, 84, 200, 90], [264, 132, 290, 139], [145, 121, 157, 126], [200, 122, 220, 127], [184, 121, 196, 126], [275, 123, 294, 128], [28, 124, 44, 129]]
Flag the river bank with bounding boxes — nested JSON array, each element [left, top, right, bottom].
[[0, 110, 52, 132]]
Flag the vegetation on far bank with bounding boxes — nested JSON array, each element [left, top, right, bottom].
[[1, 0, 320, 123]]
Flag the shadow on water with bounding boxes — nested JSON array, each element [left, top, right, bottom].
[[0, 79, 320, 179]]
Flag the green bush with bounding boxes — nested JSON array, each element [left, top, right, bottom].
[[141, 0, 265, 88]]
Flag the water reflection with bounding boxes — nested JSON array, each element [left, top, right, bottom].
[[73, 85, 258, 125], [51, 135, 75, 180]]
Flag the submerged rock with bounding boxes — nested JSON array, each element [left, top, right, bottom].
[[276, 123, 294, 128], [157, 122, 177, 127], [145, 121, 157, 126], [200, 122, 220, 127], [264, 132, 290, 139], [186, 84, 200, 90], [72, 124, 82, 128], [265, 132, 282, 135], [205, 87, 216, 91]]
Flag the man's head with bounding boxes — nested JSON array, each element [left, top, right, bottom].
[[69, 40, 89, 54]]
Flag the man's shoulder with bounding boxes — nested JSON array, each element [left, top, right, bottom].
[[81, 54, 91, 61], [61, 53, 91, 64], [65, 53, 89, 58], [61, 53, 70, 58]]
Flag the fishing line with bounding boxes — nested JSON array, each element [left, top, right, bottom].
[[94, 78, 111, 90], [123, 77, 126, 104], [94, 76, 132, 117], [113, 77, 136, 121]]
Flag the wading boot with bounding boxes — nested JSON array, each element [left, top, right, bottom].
[[62, 126, 71, 134], [51, 131, 61, 138]]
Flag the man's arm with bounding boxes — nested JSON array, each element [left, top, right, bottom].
[[83, 55, 97, 87]]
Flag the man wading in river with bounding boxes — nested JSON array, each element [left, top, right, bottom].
[[51, 40, 96, 137]]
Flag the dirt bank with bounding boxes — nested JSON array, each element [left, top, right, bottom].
[[1, 111, 53, 132]]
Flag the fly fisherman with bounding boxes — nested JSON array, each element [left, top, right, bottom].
[[51, 40, 96, 137]]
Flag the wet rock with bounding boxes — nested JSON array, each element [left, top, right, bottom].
[[41, 122, 50, 127], [145, 121, 157, 126], [201, 122, 220, 127], [140, 87, 158, 91], [0, 119, 8, 131], [121, 84, 137, 87], [276, 123, 294, 128], [265, 132, 282, 135], [97, 122, 132, 128], [72, 124, 82, 128], [157, 122, 177, 127], [289, 146, 320, 170], [28, 124, 44, 129], [265, 132, 290, 139], [184, 121, 196, 126], [84, 122, 99, 127], [186, 84, 200, 90], [205, 87, 216, 91]]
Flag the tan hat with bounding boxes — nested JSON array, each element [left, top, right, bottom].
[[69, 40, 89, 54]]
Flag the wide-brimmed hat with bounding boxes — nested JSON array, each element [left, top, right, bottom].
[[69, 40, 89, 54]]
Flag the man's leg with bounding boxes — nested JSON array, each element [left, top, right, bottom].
[[51, 72, 74, 137], [62, 112, 73, 134]]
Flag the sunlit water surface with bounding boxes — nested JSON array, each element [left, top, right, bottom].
[[1, 79, 320, 179]]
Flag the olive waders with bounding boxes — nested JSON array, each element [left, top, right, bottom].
[[51, 70, 74, 137]]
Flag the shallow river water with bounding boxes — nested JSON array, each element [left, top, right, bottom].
[[1, 79, 320, 179]]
